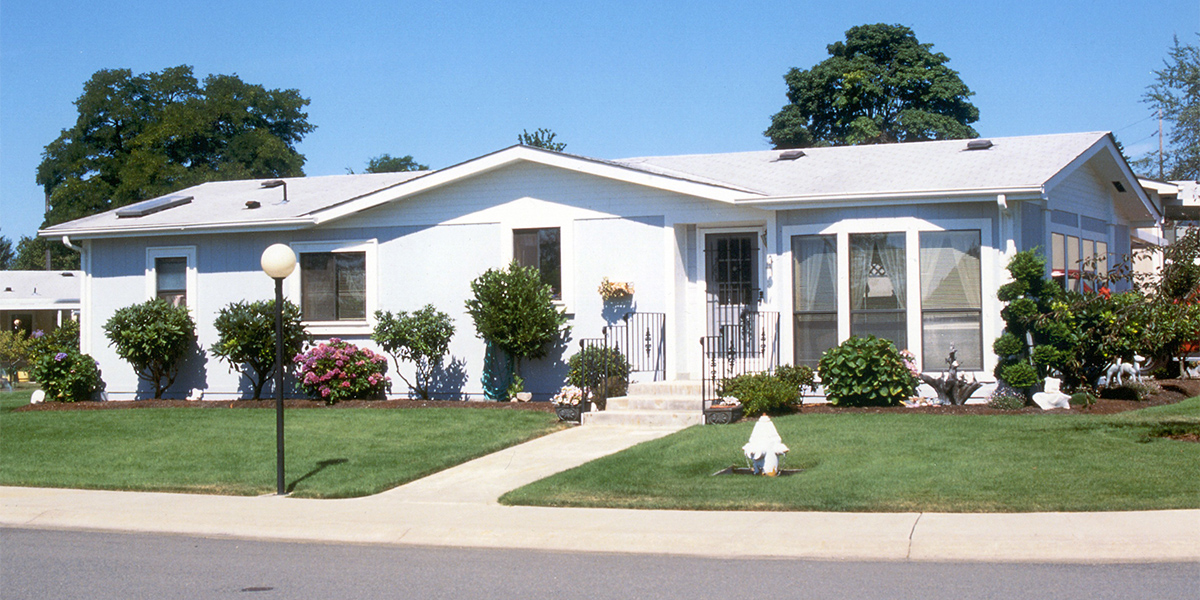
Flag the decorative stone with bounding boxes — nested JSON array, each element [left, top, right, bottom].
[[187, 388, 204, 401], [514, 392, 532, 402], [30, 389, 45, 404]]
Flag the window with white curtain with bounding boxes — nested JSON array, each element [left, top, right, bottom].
[[791, 234, 837, 367], [919, 230, 982, 370], [849, 232, 907, 349]]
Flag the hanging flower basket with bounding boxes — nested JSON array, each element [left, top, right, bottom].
[[598, 278, 634, 301]]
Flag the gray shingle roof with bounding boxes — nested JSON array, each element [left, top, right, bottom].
[[611, 132, 1110, 198], [0, 271, 82, 309], [41, 172, 426, 236]]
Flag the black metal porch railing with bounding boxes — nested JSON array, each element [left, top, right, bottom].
[[578, 312, 667, 407], [700, 300, 780, 414]]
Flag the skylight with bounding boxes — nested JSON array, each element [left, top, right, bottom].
[[115, 194, 193, 218]]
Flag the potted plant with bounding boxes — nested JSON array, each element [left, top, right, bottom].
[[552, 385, 586, 422], [598, 278, 635, 301]]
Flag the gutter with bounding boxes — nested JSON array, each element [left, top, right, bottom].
[[738, 186, 1046, 207], [39, 217, 317, 240]]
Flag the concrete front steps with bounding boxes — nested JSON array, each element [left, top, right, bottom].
[[581, 381, 705, 427]]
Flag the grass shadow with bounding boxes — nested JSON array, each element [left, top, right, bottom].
[[288, 458, 349, 493]]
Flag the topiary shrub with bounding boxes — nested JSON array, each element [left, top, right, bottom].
[[719, 372, 797, 416], [294, 338, 390, 404], [567, 345, 631, 403], [31, 350, 104, 402], [372, 305, 455, 399], [104, 299, 197, 398], [818, 335, 917, 407], [466, 261, 570, 399], [213, 300, 309, 400]]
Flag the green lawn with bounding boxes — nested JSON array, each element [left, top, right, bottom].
[[501, 399, 1200, 512], [0, 390, 563, 498]]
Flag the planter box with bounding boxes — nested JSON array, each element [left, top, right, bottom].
[[704, 404, 742, 425]]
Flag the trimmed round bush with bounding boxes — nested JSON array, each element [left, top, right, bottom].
[[295, 338, 390, 404], [720, 372, 797, 416], [817, 335, 917, 407], [31, 350, 104, 402], [567, 346, 630, 399], [998, 361, 1039, 389]]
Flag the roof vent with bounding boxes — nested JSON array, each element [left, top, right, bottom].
[[245, 200, 261, 209], [115, 194, 193, 218], [965, 139, 993, 151], [61, 272, 74, 277], [778, 149, 806, 161], [1112, 181, 1126, 193]]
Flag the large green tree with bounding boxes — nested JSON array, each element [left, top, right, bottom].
[[1137, 35, 1200, 180], [517, 128, 566, 152], [363, 154, 428, 173], [765, 24, 980, 149], [12, 236, 78, 271], [0, 234, 14, 270], [36, 65, 315, 228]]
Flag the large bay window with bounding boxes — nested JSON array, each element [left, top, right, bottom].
[[849, 232, 907, 349], [919, 231, 982, 370], [792, 234, 838, 367], [788, 225, 984, 372]]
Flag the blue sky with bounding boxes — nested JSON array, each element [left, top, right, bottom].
[[2, 0, 1198, 241]]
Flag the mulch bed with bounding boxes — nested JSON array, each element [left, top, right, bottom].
[[14, 397, 556, 413], [15, 379, 1200, 418]]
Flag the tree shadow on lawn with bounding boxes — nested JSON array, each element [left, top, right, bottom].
[[287, 458, 349, 493]]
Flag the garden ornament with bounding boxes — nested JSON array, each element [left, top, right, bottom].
[[918, 345, 982, 405], [30, 389, 45, 404], [187, 388, 204, 401], [1098, 356, 1143, 388], [1031, 377, 1071, 410], [742, 415, 789, 476]]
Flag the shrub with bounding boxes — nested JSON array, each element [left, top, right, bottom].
[[466, 261, 569, 399], [31, 350, 104, 402], [294, 338, 390, 404], [719, 372, 797, 416], [567, 346, 631, 400], [998, 361, 1039, 390], [372, 305, 455, 399], [212, 300, 308, 400], [27, 320, 80, 364], [818, 335, 917, 407], [103, 299, 197, 398], [1106, 379, 1162, 402], [0, 329, 32, 385], [986, 393, 1026, 411], [1069, 391, 1097, 409], [774, 364, 817, 396]]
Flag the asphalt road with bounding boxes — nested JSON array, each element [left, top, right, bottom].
[[2, 527, 1197, 600]]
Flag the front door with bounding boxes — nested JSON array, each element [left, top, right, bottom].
[[704, 233, 760, 357]]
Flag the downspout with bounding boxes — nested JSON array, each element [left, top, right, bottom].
[[61, 235, 83, 254], [60, 236, 87, 354]]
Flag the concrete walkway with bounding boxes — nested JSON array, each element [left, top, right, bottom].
[[2, 425, 1198, 563]]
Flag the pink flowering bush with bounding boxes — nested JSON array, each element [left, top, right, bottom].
[[294, 338, 390, 404]]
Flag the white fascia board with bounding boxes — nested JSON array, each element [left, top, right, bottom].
[[310, 146, 755, 225], [738, 186, 1045, 210], [38, 217, 317, 240], [1133, 228, 1166, 247]]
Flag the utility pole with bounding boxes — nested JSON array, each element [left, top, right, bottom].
[[1158, 108, 1164, 180]]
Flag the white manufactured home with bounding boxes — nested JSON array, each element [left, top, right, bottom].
[[41, 132, 1160, 404]]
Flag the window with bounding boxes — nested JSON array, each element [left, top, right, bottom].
[[1051, 233, 1067, 289], [300, 252, 366, 321], [514, 228, 561, 299], [849, 232, 907, 349], [146, 246, 195, 309], [155, 257, 188, 306], [792, 235, 838, 367], [920, 231, 982, 370]]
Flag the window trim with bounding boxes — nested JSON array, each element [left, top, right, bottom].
[[287, 239, 378, 335], [504, 216, 574, 309], [145, 246, 197, 310], [780, 217, 993, 374]]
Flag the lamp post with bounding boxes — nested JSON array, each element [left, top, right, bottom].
[[261, 243, 297, 495]]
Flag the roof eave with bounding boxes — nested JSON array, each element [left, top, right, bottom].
[[39, 217, 318, 240]]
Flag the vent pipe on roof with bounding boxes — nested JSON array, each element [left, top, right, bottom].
[[261, 180, 288, 203]]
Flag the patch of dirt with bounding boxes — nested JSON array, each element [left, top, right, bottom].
[[14, 397, 556, 413]]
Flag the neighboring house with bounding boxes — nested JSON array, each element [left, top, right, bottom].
[[40, 132, 1159, 401], [1, 270, 82, 337]]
